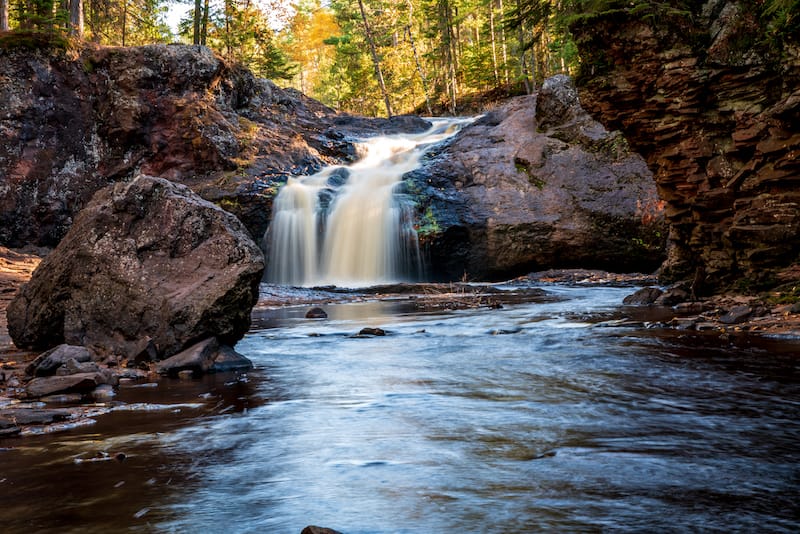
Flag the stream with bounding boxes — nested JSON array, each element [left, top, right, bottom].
[[1, 285, 799, 533]]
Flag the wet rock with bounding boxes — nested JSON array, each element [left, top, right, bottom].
[[156, 337, 253, 377], [357, 327, 386, 337], [155, 338, 218, 377], [7, 175, 264, 360], [1, 408, 73, 426], [301, 527, 342, 534], [655, 286, 690, 307], [26, 344, 92, 377], [623, 287, 664, 305], [40, 393, 84, 404], [211, 345, 254, 373], [55, 358, 101, 376], [411, 77, 666, 281], [25, 373, 108, 398], [719, 305, 753, 325], [305, 307, 328, 319], [92, 384, 116, 401]]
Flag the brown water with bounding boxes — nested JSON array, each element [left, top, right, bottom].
[[1, 285, 799, 533]]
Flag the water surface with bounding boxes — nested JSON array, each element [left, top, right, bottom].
[[2, 286, 798, 533]]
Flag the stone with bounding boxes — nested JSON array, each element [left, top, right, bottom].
[[305, 307, 328, 319], [25, 373, 105, 398], [0, 408, 73, 426], [623, 287, 664, 305], [301, 527, 343, 534], [357, 327, 386, 336], [211, 345, 253, 373], [55, 358, 101, 376], [156, 338, 219, 377], [410, 77, 666, 281], [26, 344, 92, 377], [719, 305, 753, 325], [7, 175, 264, 360], [155, 337, 253, 376], [655, 286, 691, 307]]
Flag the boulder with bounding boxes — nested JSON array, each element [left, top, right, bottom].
[[411, 75, 666, 281], [7, 175, 264, 360]]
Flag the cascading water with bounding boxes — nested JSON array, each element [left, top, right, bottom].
[[265, 118, 471, 286]]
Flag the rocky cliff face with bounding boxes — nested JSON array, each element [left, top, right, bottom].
[[0, 43, 429, 247], [409, 76, 666, 281], [571, 0, 800, 293]]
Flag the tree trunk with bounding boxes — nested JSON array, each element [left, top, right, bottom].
[[357, 0, 393, 117], [69, 0, 83, 36], [201, 0, 209, 45], [406, 0, 432, 116], [514, 0, 531, 94], [498, 0, 510, 86], [488, 0, 499, 85], [0, 0, 9, 32], [193, 0, 201, 44], [122, 0, 127, 46]]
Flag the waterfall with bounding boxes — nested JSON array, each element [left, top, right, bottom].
[[265, 118, 470, 287]]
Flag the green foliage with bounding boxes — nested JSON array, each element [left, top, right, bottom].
[[416, 205, 441, 236]]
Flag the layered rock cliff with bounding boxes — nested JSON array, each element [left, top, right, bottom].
[[571, 0, 800, 293]]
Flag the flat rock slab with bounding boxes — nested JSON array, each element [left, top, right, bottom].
[[1, 407, 73, 426], [25, 372, 103, 398]]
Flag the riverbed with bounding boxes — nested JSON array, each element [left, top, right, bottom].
[[1, 285, 799, 533]]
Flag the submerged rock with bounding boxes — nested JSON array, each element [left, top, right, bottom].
[[7, 175, 264, 360], [411, 75, 666, 281], [305, 307, 328, 319]]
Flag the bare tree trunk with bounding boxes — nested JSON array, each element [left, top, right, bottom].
[[201, 0, 209, 45], [406, 0, 432, 116], [193, 0, 201, 44], [514, 0, 531, 94], [122, 0, 127, 46], [488, 0, 499, 85], [69, 0, 83, 36], [357, 0, 393, 117], [498, 0, 509, 86], [0, 0, 9, 31]]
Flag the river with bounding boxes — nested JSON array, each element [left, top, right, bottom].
[[1, 285, 798, 533]]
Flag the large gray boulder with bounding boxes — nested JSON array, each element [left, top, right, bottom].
[[7, 175, 264, 361], [411, 75, 666, 280]]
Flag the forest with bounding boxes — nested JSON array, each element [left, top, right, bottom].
[[0, 0, 800, 116], [0, 0, 797, 115]]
